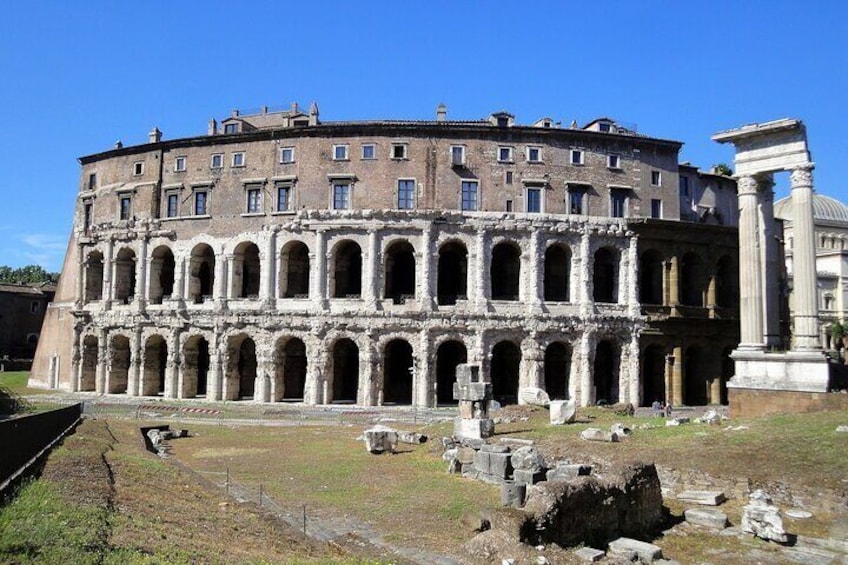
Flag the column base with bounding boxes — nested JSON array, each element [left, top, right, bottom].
[[729, 348, 830, 393]]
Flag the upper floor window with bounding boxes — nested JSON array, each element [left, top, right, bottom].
[[194, 190, 208, 215], [166, 193, 179, 218], [598, 122, 612, 133], [505, 171, 513, 185], [333, 144, 349, 161], [651, 170, 661, 186], [277, 183, 292, 212], [607, 154, 620, 169], [611, 189, 627, 218], [570, 150, 584, 165], [119, 196, 132, 220], [175, 156, 187, 172], [461, 180, 478, 211], [211, 154, 223, 169], [83, 203, 93, 233], [280, 147, 295, 164], [224, 123, 238, 134], [361, 144, 376, 160], [651, 198, 662, 219], [133, 161, 144, 176], [498, 146, 514, 163], [569, 189, 584, 215], [527, 146, 542, 163], [450, 145, 465, 166], [333, 182, 351, 209], [505, 199, 513, 212], [88, 173, 96, 190], [392, 143, 408, 160], [232, 152, 245, 167], [246, 185, 262, 213], [397, 179, 415, 209], [526, 186, 542, 213], [679, 175, 689, 196]]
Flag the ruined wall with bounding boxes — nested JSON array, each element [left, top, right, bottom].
[[729, 388, 848, 417]]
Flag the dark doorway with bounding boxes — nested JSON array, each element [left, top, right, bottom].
[[593, 340, 618, 404], [639, 250, 663, 305], [641, 345, 666, 407], [332, 338, 359, 402], [437, 241, 468, 305], [383, 339, 413, 404], [593, 248, 617, 303], [544, 342, 571, 399], [436, 340, 467, 405]]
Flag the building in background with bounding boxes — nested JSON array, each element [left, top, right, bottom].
[[0, 282, 55, 364]]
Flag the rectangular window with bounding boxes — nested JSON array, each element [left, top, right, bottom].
[[84, 203, 93, 232], [570, 150, 583, 165], [232, 152, 245, 167], [607, 154, 620, 169], [246, 187, 261, 213], [527, 146, 541, 162], [211, 154, 223, 169], [611, 189, 627, 218], [651, 170, 661, 186], [30, 301, 39, 314], [280, 147, 294, 164], [498, 146, 513, 162], [651, 199, 662, 219], [333, 182, 351, 209], [392, 143, 408, 159], [450, 145, 465, 166], [175, 156, 187, 172], [333, 144, 349, 160], [133, 161, 144, 175], [194, 191, 207, 215], [526, 187, 542, 213], [88, 173, 96, 190], [361, 144, 376, 160], [277, 184, 292, 212], [569, 190, 584, 215], [679, 175, 690, 196], [461, 180, 478, 211], [224, 123, 238, 134], [166, 194, 178, 218], [505, 199, 513, 212], [505, 171, 513, 185], [119, 196, 131, 220], [599, 122, 612, 132], [397, 179, 415, 209]]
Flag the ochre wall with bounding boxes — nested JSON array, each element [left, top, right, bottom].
[[730, 388, 848, 418]]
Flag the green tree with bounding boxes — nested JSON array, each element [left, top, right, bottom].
[[713, 163, 733, 176], [0, 265, 57, 284]]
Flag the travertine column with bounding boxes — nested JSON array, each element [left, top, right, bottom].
[[526, 231, 542, 311], [75, 245, 85, 306], [416, 330, 431, 406], [663, 350, 673, 404], [359, 338, 374, 406], [226, 253, 236, 299], [627, 236, 639, 315], [790, 165, 821, 350], [578, 332, 593, 406], [364, 229, 379, 307], [129, 329, 142, 397], [262, 230, 277, 305], [167, 331, 180, 399], [173, 256, 185, 304], [136, 236, 148, 311], [671, 345, 683, 406], [420, 224, 434, 310], [627, 333, 640, 405], [579, 230, 592, 317], [668, 256, 680, 308], [70, 327, 82, 392], [103, 239, 114, 309], [759, 177, 781, 347], [474, 229, 488, 308], [312, 229, 328, 308], [736, 175, 765, 349], [214, 253, 227, 304], [96, 330, 108, 393]]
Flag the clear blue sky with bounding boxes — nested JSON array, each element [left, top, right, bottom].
[[2, 1, 846, 271]]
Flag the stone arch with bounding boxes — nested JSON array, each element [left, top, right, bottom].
[[716, 255, 739, 308], [544, 341, 571, 399], [108, 334, 131, 394], [279, 240, 310, 298], [226, 333, 257, 400], [491, 241, 521, 301], [383, 339, 413, 405], [142, 334, 168, 396], [189, 243, 215, 303], [437, 240, 468, 305], [641, 344, 666, 407], [680, 252, 705, 307], [436, 339, 467, 405], [491, 340, 520, 405], [384, 240, 416, 304], [329, 337, 359, 403], [330, 240, 362, 298], [593, 247, 619, 303], [182, 335, 210, 398], [149, 245, 175, 304], [684, 345, 708, 405], [639, 249, 664, 305], [84, 250, 104, 302], [80, 335, 98, 391], [593, 339, 619, 404], [544, 243, 571, 302], [274, 336, 307, 401], [232, 241, 261, 299], [114, 247, 137, 303]]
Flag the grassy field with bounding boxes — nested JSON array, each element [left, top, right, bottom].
[[0, 371, 32, 395]]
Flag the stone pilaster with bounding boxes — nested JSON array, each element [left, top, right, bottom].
[[70, 326, 81, 393], [129, 329, 142, 397], [96, 330, 108, 393], [359, 338, 374, 406], [790, 165, 821, 350], [579, 229, 592, 317], [668, 255, 680, 309], [627, 235, 640, 315], [214, 253, 227, 303], [167, 331, 180, 399], [416, 330, 432, 407], [226, 253, 236, 299], [75, 245, 85, 307], [626, 332, 640, 405], [737, 175, 765, 350]]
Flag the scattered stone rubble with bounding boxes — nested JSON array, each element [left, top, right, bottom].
[[548, 399, 576, 425], [741, 489, 789, 543], [142, 425, 189, 458], [361, 425, 428, 454]]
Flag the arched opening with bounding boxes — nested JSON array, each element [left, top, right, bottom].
[[279, 241, 310, 298], [716, 255, 739, 308], [114, 247, 137, 304], [80, 335, 98, 391], [232, 242, 261, 299], [189, 244, 215, 303], [437, 241, 468, 305], [641, 345, 666, 407], [544, 244, 571, 302], [385, 241, 416, 304], [436, 340, 467, 405], [544, 342, 571, 399], [684, 346, 708, 406], [108, 334, 131, 394], [593, 340, 619, 404], [720, 347, 733, 405], [331, 338, 359, 403], [142, 335, 168, 396], [84, 251, 104, 302], [182, 335, 209, 398], [593, 248, 618, 303], [149, 246, 175, 304], [383, 339, 413, 405], [226, 335, 256, 400], [639, 250, 664, 305], [491, 340, 520, 405], [332, 241, 362, 298], [275, 337, 307, 401], [680, 252, 704, 307], [491, 242, 521, 300]]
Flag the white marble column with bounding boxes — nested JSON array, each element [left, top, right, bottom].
[[759, 177, 781, 347], [790, 165, 821, 350], [736, 175, 765, 350]]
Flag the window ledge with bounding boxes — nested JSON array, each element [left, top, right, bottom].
[[184, 214, 211, 220], [271, 211, 296, 216], [526, 160, 544, 164], [241, 212, 266, 218]]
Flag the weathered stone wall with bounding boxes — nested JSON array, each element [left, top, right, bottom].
[[729, 388, 848, 417]]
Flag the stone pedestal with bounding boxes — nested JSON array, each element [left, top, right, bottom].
[[452, 363, 494, 440], [729, 349, 830, 393]]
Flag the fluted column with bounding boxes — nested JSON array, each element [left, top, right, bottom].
[[790, 165, 821, 350], [759, 177, 780, 347], [737, 175, 765, 350]]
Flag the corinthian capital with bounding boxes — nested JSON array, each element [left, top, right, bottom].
[[790, 164, 814, 189], [737, 175, 760, 196]]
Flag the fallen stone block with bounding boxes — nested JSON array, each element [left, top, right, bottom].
[[836, 425, 848, 433], [574, 547, 605, 562], [480, 443, 510, 453], [610, 423, 632, 437], [546, 463, 592, 481], [362, 424, 398, 454], [455, 417, 495, 440], [397, 431, 427, 444], [519, 386, 551, 407], [785, 509, 813, 519], [489, 452, 513, 479], [442, 448, 458, 462], [513, 468, 546, 486], [511, 446, 547, 473], [665, 417, 690, 426], [741, 489, 788, 543], [457, 446, 477, 465], [460, 437, 486, 450], [608, 537, 663, 563], [676, 490, 726, 506], [550, 399, 577, 425], [698, 409, 722, 425], [684, 507, 728, 530], [501, 480, 526, 508], [499, 437, 535, 447], [580, 427, 619, 442]]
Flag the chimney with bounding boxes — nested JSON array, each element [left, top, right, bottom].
[[148, 127, 162, 144], [208, 118, 217, 136], [291, 101, 299, 114], [436, 103, 447, 122], [309, 101, 319, 126], [232, 109, 239, 118], [115, 140, 123, 149], [569, 119, 578, 129]]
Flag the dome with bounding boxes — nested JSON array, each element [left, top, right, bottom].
[[774, 194, 848, 224]]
